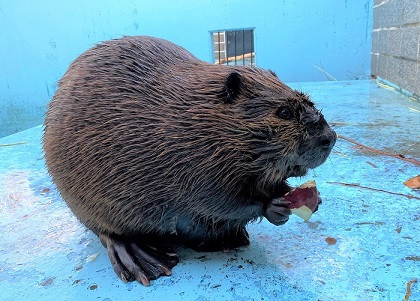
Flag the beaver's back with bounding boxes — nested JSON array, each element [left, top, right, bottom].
[[43, 36, 263, 236]]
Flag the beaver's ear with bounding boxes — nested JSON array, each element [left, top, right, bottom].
[[268, 69, 278, 78], [225, 72, 243, 102]]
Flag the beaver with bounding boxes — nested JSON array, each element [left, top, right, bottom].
[[43, 35, 336, 286]]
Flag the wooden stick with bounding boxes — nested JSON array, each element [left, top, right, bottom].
[[337, 134, 420, 166], [215, 52, 255, 65], [0, 142, 29, 147], [326, 182, 420, 200], [404, 278, 418, 301]]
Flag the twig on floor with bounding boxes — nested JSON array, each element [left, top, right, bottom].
[[326, 182, 420, 200], [401, 141, 420, 158], [0, 142, 28, 147], [312, 65, 337, 81], [337, 134, 420, 166], [330, 122, 356, 127], [404, 278, 417, 301]]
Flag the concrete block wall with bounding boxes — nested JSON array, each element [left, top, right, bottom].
[[371, 0, 420, 97]]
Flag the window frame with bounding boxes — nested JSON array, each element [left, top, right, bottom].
[[210, 28, 256, 66]]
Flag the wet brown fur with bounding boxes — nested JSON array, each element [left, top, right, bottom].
[[43, 36, 332, 245]]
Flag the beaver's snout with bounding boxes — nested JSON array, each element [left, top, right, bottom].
[[303, 109, 336, 151], [318, 123, 337, 150], [295, 115, 336, 170]]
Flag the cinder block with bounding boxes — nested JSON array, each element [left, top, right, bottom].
[[371, 0, 420, 97], [399, 59, 420, 96], [401, 26, 420, 60], [371, 53, 379, 76], [381, 0, 405, 27], [386, 56, 402, 86], [402, 0, 420, 24], [373, 4, 387, 29], [372, 5, 382, 29], [388, 28, 403, 56], [377, 54, 388, 78], [371, 31, 380, 53], [376, 29, 390, 54]]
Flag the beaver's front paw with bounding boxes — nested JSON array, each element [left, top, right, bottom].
[[264, 197, 292, 226]]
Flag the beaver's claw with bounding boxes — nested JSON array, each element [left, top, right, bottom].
[[99, 233, 179, 286], [264, 197, 292, 226]]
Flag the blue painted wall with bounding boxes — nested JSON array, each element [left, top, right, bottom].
[[0, 0, 373, 137]]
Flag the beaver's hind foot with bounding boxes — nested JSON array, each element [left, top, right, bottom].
[[100, 233, 179, 286]]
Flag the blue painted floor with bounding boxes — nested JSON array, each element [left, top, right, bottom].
[[1, 80, 419, 301]]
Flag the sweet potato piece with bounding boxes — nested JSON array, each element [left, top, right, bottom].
[[284, 180, 319, 221]]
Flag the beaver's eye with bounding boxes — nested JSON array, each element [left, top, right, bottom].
[[277, 107, 293, 120]]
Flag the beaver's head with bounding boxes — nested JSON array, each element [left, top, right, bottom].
[[218, 69, 336, 192]]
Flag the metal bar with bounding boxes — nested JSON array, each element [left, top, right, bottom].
[[234, 31, 237, 66], [226, 31, 229, 65], [218, 32, 221, 64], [251, 30, 254, 66], [242, 30, 245, 66]]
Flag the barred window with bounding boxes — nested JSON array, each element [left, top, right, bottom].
[[212, 29, 255, 66]]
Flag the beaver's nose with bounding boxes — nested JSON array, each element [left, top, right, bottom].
[[319, 128, 337, 149]]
